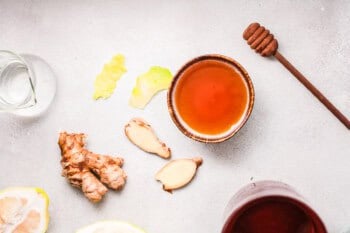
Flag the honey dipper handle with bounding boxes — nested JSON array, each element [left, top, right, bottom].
[[274, 51, 350, 129]]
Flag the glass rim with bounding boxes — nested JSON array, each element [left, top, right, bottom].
[[0, 50, 37, 110], [222, 180, 328, 233]]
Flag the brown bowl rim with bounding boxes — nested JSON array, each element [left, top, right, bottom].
[[167, 54, 255, 143]]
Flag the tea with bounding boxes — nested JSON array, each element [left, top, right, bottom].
[[222, 181, 327, 233], [174, 59, 249, 135], [231, 196, 319, 233]]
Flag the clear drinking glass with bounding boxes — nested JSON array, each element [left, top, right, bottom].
[[0, 50, 56, 116]]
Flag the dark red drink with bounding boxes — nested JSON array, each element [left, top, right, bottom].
[[222, 181, 327, 233]]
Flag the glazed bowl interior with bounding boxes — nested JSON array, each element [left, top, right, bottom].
[[167, 54, 255, 143]]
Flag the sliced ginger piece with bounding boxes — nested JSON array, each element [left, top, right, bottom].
[[129, 66, 173, 109], [125, 118, 171, 159], [155, 157, 203, 192]]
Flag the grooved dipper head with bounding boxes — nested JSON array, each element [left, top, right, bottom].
[[243, 22, 278, 57]]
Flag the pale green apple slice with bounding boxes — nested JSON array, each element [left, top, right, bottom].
[[129, 66, 173, 109], [76, 220, 146, 233]]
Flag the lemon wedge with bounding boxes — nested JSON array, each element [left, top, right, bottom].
[[76, 220, 146, 233], [129, 66, 173, 109], [0, 187, 50, 233]]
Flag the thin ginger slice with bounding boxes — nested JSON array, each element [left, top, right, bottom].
[[58, 132, 127, 203], [155, 157, 203, 192], [125, 118, 171, 159]]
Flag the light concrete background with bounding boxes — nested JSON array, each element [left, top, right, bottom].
[[0, 0, 349, 232]]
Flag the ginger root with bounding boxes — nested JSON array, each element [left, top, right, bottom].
[[155, 157, 202, 192], [125, 118, 171, 159], [58, 132, 127, 203]]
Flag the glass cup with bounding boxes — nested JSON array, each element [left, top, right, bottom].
[[222, 180, 327, 233], [0, 50, 56, 116]]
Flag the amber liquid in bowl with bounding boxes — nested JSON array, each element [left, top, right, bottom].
[[174, 59, 249, 136]]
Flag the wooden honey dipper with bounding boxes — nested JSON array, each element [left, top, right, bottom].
[[243, 22, 350, 129]]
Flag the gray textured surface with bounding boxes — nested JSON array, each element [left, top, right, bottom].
[[0, 1, 349, 232]]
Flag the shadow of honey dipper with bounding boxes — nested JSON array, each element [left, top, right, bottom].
[[243, 22, 350, 130]]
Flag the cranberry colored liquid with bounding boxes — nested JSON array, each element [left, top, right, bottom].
[[231, 197, 317, 233]]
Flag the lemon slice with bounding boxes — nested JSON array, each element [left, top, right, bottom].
[[76, 220, 146, 233], [0, 187, 50, 233]]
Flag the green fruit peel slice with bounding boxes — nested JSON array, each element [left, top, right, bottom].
[[129, 66, 173, 109], [76, 220, 146, 233]]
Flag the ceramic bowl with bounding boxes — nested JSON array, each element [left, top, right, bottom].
[[167, 54, 255, 143]]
